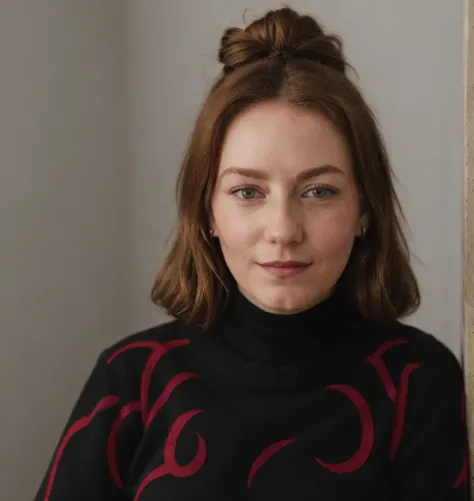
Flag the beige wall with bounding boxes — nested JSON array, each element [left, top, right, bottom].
[[0, 1, 466, 500], [464, 0, 474, 491], [0, 1, 128, 500]]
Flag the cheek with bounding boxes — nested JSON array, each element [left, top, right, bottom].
[[218, 222, 256, 254], [306, 210, 358, 254], [212, 200, 257, 252]]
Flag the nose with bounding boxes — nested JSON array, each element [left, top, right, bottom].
[[263, 198, 304, 245]]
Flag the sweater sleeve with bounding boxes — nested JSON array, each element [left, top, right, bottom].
[[390, 339, 469, 500], [34, 350, 142, 501]]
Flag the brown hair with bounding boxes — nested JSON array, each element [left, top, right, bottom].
[[151, 6, 420, 328]]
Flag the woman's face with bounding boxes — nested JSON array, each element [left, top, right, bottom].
[[211, 100, 367, 314]]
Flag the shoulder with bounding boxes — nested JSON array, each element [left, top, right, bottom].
[[387, 321, 460, 369], [105, 317, 191, 352], [95, 318, 198, 386], [366, 320, 463, 391]]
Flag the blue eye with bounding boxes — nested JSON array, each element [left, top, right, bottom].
[[304, 186, 338, 199], [232, 187, 262, 200]]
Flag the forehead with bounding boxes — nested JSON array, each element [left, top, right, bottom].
[[218, 100, 352, 177]]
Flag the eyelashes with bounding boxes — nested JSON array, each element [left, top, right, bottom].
[[229, 184, 340, 201], [302, 185, 340, 199], [229, 185, 262, 200]]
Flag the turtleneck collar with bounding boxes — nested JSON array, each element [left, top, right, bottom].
[[215, 285, 357, 365], [190, 284, 364, 391]]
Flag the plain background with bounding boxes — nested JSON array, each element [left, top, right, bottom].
[[0, 1, 465, 499]]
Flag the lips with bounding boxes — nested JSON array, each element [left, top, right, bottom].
[[257, 261, 311, 278], [259, 261, 310, 268]]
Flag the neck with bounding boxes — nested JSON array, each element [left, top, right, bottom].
[[216, 285, 355, 365], [236, 286, 336, 316]]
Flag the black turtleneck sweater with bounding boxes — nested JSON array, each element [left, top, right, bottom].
[[34, 290, 469, 501]]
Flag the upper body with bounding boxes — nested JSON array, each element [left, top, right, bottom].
[[34, 6, 469, 501], [34, 288, 468, 501]]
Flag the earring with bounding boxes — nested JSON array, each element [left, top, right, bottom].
[[209, 228, 214, 237], [361, 227, 367, 237]]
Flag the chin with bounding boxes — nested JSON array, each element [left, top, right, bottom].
[[257, 285, 319, 314]]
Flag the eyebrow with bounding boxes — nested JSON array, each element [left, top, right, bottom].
[[219, 164, 345, 182]]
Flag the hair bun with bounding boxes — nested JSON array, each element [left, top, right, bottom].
[[218, 7, 347, 74]]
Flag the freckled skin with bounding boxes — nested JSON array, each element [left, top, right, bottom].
[[211, 100, 368, 313]]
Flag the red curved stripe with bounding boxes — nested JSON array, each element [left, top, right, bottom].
[[389, 363, 420, 461], [107, 339, 190, 365], [247, 439, 295, 488], [454, 452, 468, 488], [134, 409, 206, 501], [44, 395, 120, 501], [366, 339, 409, 403], [140, 339, 190, 424], [371, 339, 409, 358], [108, 401, 141, 488], [316, 385, 374, 474], [162, 409, 206, 476], [106, 338, 191, 426], [146, 372, 200, 428], [107, 341, 160, 364], [454, 386, 469, 488]]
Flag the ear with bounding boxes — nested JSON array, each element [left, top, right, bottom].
[[355, 212, 369, 237], [209, 215, 218, 237]]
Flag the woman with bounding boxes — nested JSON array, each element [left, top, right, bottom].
[[35, 7, 469, 501]]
